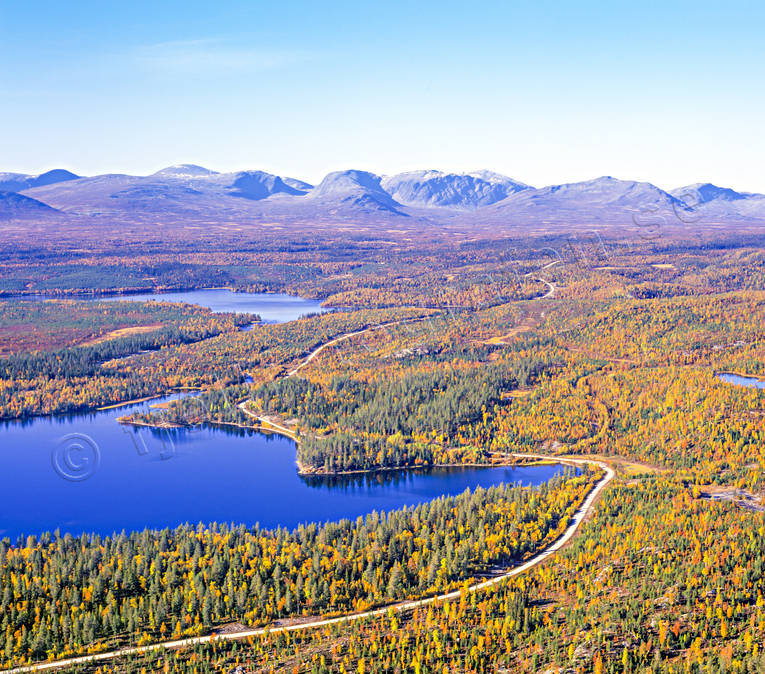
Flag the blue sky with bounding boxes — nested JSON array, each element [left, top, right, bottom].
[[1, 0, 764, 191]]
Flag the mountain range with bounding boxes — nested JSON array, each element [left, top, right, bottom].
[[2, 164, 764, 227]]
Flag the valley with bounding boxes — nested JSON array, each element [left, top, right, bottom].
[[0, 226, 763, 672], [5, 2, 765, 671]]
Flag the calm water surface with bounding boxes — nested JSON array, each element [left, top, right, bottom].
[[717, 373, 765, 389], [98, 289, 327, 322], [3, 290, 327, 323], [0, 290, 570, 541], [0, 395, 571, 541]]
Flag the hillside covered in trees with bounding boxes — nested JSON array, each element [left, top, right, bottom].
[[0, 231, 763, 672]]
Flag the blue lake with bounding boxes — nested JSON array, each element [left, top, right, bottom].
[[717, 372, 765, 389], [4, 290, 328, 323], [0, 396, 571, 542], [99, 289, 327, 322], [0, 289, 571, 541]]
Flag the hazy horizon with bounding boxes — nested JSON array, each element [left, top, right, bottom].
[[2, 0, 765, 192], [4, 162, 764, 196]]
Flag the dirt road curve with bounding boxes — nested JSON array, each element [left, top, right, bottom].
[[3, 456, 613, 674], [4, 263, 595, 673], [286, 316, 428, 377]]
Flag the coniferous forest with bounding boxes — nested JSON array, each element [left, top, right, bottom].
[[0, 229, 763, 673], [4, 1, 765, 670]]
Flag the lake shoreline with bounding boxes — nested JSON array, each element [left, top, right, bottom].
[[0, 387, 201, 422], [716, 370, 765, 382], [0, 286, 329, 302], [7, 291, 548, 541], [120, 414, 562, 478], [294, 456, 560, 478], [3, 397, 572, 540]]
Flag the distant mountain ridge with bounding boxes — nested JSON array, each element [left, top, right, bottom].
[[381, 170, 529, 209], [0, 169, 79, 193], [151, 164, 219, 178], [477, 176, 690, 225], [307, 170, 407, 215], [671, 182, 751, 204], [2, 164, 764, 225], [0, 191, 60, 218]]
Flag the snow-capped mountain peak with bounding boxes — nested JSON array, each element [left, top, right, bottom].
[[0, 169, 79, 193], [671, 183, 754, 204], [380, 170, 529, 210], [6, 165, 765, 226], [309, 170, 407, 215], [152, 164, 219, 178]]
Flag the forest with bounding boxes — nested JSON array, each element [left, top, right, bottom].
[[51, 479, 765, 674], [0, 301, 253, 418], [0, 472, 594, 667], [0, 232, 763, 672]]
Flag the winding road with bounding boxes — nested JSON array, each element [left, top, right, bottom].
[[286, 315, 430, 377], [3, 456, 613, 674], [536, 277, 556, 299], [287, 259, 561, 380], [2, 262, 598, 673], [239, 315, 434, 437], [525, 260, 559, 299]]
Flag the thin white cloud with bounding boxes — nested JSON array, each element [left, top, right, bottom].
[[135, 38, 308, 73]]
